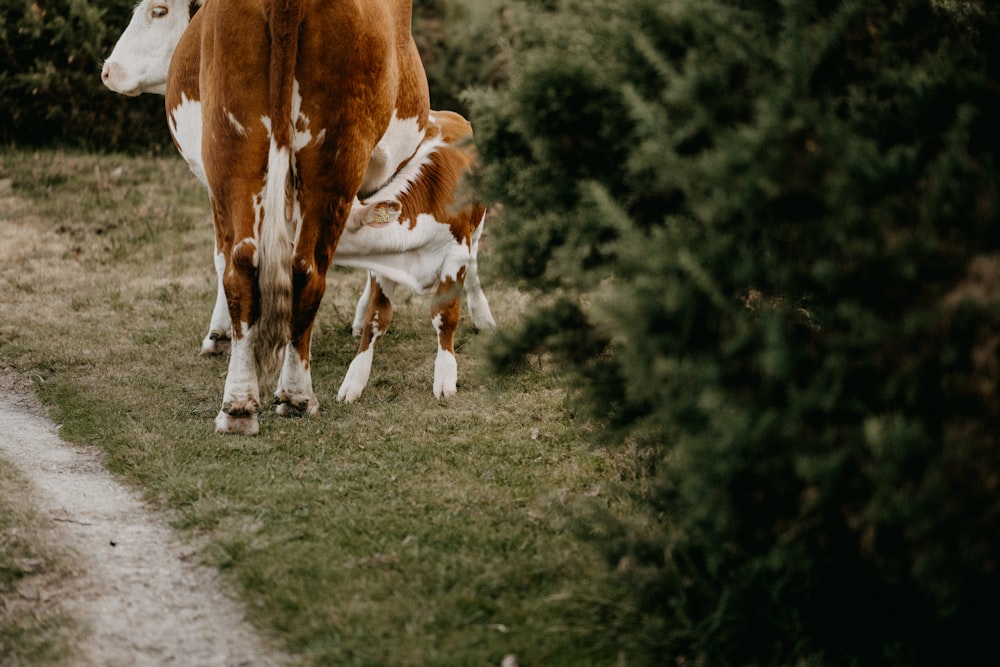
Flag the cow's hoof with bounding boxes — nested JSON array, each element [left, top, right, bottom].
[[200, 330, 231, 355], [273, 393, 319, 418], [337, 355, 372, 403], [433, 383, 457, 399], [215, 411, 259, 435], [433, 352, 458, 398], [336, 380, 364, 403]]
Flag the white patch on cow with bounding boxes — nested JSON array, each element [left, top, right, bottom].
[[168, 94, 206, 186], [202, 243, 233, 354], [101, 0, 192, 96], [261, 118, 297, 246], [251, 188, 266, 255], [264, 140, 291, 233], [226, 109, 248, 137], [360, 112, 425, 196], [337, 347, 375, 403], [432, 313, 458, 398], [464, 212, 497, 330], [216, 321, 260, 434], [336, 212, 466, 295], [352, 275, 374, 336], [274, 342, 318, 416], [368, 128, 444, 203], [232, 238, 259, 268], [290, 80, 313, 152]]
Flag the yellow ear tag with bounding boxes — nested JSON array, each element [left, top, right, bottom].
[[374, 205, 391, 225]]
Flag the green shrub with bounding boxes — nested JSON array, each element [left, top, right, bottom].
[[1, 0, 170, 150], [469, 0, 1000, 664], [413, 0, 509, 115]]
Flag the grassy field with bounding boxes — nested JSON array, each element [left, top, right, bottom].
[[0, 149, 637, 666]]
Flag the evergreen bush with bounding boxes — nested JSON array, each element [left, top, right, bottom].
[[468, 0, 1000, 664], [1, 0, 170, 150], [413, 0, 509, 115]]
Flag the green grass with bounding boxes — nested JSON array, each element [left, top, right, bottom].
[[0, 149, 636, 666]]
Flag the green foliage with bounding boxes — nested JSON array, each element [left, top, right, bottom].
[[1, 0, 170, 150], [413, 0, 508, 114], [470, 0, 1000, 664]]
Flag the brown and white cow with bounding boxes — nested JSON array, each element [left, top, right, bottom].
[[107, 0, 435, 435], [102, 0, 495, 426]]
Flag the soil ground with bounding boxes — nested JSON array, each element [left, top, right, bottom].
[[0, 372, 288, 667]]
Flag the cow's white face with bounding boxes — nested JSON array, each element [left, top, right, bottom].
[[101, 0, 198, 96]]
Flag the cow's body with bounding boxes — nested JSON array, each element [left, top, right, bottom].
[[102, 0, 495, 429]]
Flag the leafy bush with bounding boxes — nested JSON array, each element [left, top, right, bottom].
[[1, 0, 170, 151], [468, 0, 1000, 664], [413, 0, 508, 115]]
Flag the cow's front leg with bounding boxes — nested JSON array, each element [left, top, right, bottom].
[[201, 242, 232, 355], [338, 275, 395, 402], [431, 274, 462, 399]]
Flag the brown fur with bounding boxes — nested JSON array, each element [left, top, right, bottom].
[[186, 0, 429, 411]]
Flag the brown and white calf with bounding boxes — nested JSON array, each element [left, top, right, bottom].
[[336, 110, 495, 402], [103, 0, 495, 423]]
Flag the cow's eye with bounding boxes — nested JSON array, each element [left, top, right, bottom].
[[151, 5, 168, 18]]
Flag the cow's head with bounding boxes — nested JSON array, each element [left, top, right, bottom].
[[101, 0, 201, 96]]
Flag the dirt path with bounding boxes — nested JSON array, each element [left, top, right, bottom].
[[0, 374, 288, 667]]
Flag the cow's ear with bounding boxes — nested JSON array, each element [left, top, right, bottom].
[[365, 201, 402, 227]]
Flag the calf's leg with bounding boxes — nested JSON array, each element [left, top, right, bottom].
[[338, 275, 395, 402]]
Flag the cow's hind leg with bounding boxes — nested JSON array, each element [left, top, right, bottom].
[[431, 273, 463, 398], [215, 322, 261, 435], [338, 275, 395, 403], [215, 236, 263, 435]]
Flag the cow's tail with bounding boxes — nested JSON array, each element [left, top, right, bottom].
[[254, 0, 305, 381]]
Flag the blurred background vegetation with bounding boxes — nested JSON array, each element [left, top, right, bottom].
[[4, 0, 1000, 665]]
